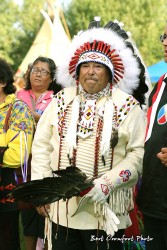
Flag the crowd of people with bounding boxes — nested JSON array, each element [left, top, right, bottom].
[[0, 16, 167, 250]]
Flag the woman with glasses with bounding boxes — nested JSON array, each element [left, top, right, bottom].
[[137, 22, 167, 250], [17, 56, 61, 124], [17, 56, 61, 250]]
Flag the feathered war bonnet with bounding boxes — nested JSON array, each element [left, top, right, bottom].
[[57, 17, 149, 105], [56, 18, 149, 161]]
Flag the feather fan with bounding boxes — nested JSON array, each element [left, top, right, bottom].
[[9, 166, 94, 207]]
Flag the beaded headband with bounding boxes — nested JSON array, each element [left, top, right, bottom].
[[71, 40, 124, 83], [76, 50, 114, 79]]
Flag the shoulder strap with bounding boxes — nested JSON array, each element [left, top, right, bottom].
[[150, 74, 165, 107], [4, 99, 21, 132], [29, 95, 36, 111], [4, 104, 13, 132]]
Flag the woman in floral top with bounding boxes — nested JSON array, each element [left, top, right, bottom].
[[0, 58, 34, 250]]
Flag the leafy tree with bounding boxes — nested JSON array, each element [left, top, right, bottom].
[[12, 0, 48, 72], [64, 0, 167, 66], [0, 0, 166, 72], [0, 0, 20, 65], [0, 0, 46, 72]]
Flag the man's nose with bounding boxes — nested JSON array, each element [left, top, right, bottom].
[[87, 66, 95, 74]]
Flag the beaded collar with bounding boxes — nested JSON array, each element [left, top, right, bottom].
[[79, 83, 111, 100]]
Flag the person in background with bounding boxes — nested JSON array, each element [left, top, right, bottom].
[[17, 56, 61, 250], [0, 58, 34, 250], [137, 22, 167, 250], [31, 18, 148, 250], [17, 56, 61, 124], [15, 63, 33, 92]]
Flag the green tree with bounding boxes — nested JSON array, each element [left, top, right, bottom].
[[0, 0, 19, 65], [0, 0, 46, 72], [12, 0, 46, 71], [64, 0, 167, 66], [0, 0, 166, 72]]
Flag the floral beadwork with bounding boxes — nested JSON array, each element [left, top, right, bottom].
[[103, 176, 115, 189], [9, 101, 34, 134], [119, 169, 131, 182], [0, 100, 34, 134]]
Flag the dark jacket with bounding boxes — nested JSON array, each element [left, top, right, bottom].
[[137, 75, 167, 220]]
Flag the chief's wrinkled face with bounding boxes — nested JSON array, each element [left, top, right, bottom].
[[161, 25, 167, 62], [79, 62, 111, 94]]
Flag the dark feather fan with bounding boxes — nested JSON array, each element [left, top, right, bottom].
[[9, 166, 94, 207], [104, 21, 129, 40], [88, 16, 101, 29]]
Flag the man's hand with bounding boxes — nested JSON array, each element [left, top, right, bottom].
[[157, 147, 167, 166], [87, 178, 111, 204]]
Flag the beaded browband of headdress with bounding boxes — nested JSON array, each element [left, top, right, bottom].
[[69, 39, 124, 84]]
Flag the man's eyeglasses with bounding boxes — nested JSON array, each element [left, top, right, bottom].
[[160, 34, 167, 42], [31, 68, 50, 76]]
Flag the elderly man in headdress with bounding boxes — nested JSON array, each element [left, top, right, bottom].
[[31, 18, 148, 250]]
